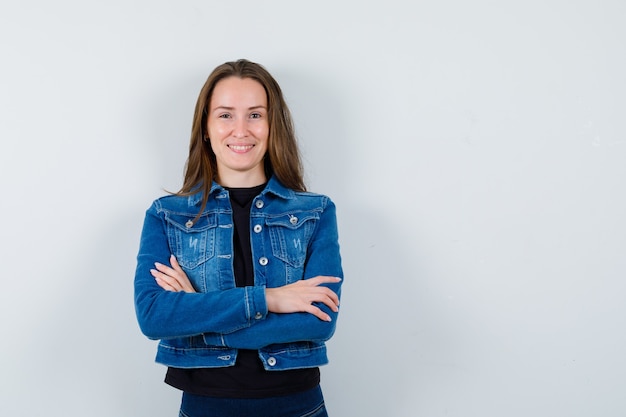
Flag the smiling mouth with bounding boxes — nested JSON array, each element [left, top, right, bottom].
[[228, 144, 254, 152]]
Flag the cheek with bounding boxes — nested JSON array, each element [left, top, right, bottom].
[[255, 123, 270, 141], [208, 138, 219, 153], [207, 124, 220, 138], [207, 119, 230, 137]]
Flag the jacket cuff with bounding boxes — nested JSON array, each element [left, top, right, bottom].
[[246, 285, 268, 323]]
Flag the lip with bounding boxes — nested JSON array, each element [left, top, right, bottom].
[[227, 144, 255, 153]]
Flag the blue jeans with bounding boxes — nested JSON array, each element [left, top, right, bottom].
[[179, 385, 328, 417]]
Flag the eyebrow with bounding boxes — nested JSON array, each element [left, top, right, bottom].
[[212, 105, 267, 112]]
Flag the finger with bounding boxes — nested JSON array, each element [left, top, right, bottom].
[[308, 286, 340, 309], [307, 276, 342, 286], [155, 278, 177, 292], [304, 305, 332, 322], [155, 261, 186, 285], [151, 269, 180, 292], [170, 254, 184, 272], [151, 271, 179, 292], [311, 291, 340, 312], [154, 262, 176, 276], [322, 294, 340, 312], [323, 287, 340, 306], [161, 258, 195, 293]]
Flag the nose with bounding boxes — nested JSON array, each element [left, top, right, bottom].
[[233, 117, 248, 138]]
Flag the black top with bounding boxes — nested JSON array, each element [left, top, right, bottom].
[[165, 183, 320, 398]]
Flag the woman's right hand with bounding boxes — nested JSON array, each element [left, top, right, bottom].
[[150, 255, 196, 293], [265, 276, 341, 322]]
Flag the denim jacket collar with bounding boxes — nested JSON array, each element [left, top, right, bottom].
[[187, 176, 296, 207]]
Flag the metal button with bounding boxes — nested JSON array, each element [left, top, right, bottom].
[[254, 312, 263, 320], [255, 200, 264, 209], [253, 224, 262, 233], [259, 257, 268, 266], [289, 215, 298, 225], [185, 220, 193, 228], [267, 357, 277, 367]]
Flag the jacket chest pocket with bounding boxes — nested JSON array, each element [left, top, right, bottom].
[[164, 212, 217, 269], [266, 212, 319, 268]]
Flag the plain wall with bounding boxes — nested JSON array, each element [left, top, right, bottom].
[[1, 1, 625, 416]]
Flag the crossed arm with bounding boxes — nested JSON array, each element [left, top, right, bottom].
[[152, 255, 340, 322]]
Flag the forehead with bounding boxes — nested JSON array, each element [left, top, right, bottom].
[[210, 76, 267, 107]]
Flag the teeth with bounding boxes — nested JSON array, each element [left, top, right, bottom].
[[229, 145, 253, 151]]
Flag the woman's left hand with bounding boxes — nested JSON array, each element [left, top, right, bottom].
[[150, 255, 196, 293]]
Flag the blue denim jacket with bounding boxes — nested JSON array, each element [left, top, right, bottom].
[[134, 176, 343, 371]]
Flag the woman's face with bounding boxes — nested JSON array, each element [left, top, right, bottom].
[[206, 76, 269, 187]]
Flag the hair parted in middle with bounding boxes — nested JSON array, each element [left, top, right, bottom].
[[177, 59, 305, 215]]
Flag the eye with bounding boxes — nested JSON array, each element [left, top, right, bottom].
[[250, 112, 263, 119], [218, 113, 232, 119]]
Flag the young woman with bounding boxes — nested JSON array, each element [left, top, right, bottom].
[[134, 59, 343, 417]]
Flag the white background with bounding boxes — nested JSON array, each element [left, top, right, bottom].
[[1, 1, 625, 416]]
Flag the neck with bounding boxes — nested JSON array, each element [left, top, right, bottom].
[[216, 170, 267, 188]]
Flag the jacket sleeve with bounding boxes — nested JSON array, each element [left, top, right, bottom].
[[213, 198, 344, 349], [134, 202, 268, 340]]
